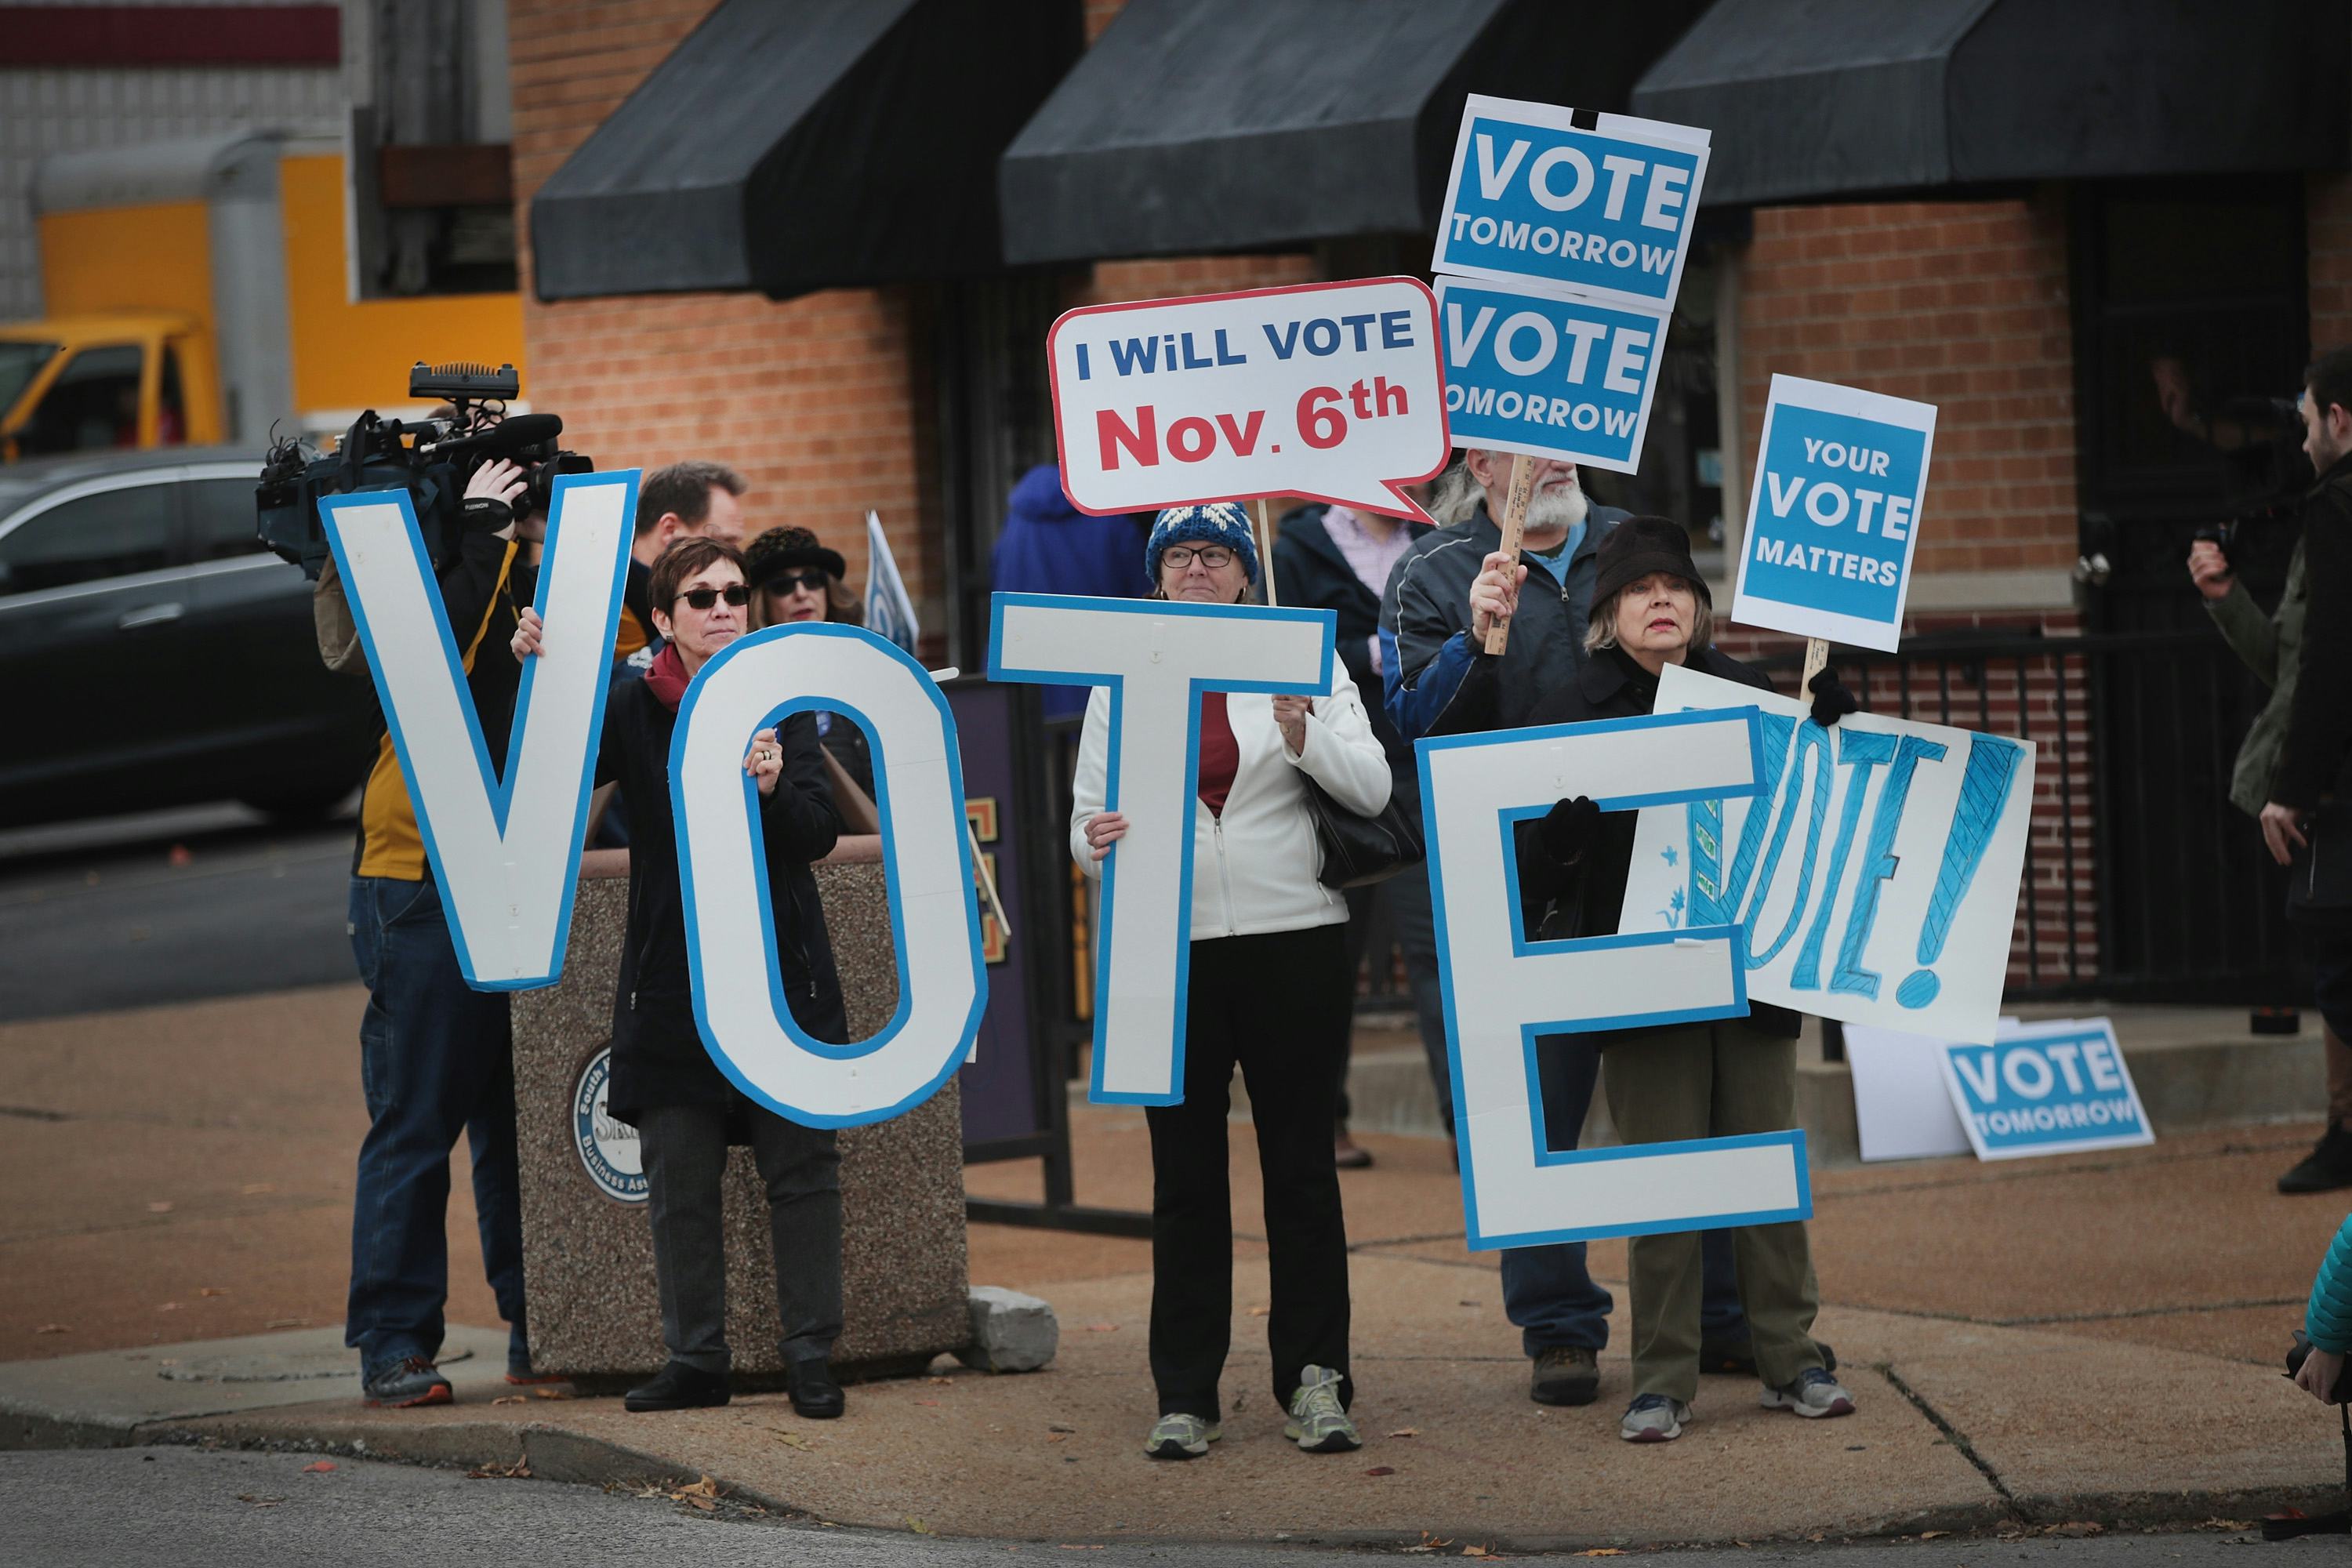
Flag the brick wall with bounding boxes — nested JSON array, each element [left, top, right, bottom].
[[1735, 197, 2078, 595], [508, 0, 938, 631], [2314, 172, 2352, 351]]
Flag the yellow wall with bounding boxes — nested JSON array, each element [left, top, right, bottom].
[[279, 153, 526, 416], [38, 201, 212, 322]]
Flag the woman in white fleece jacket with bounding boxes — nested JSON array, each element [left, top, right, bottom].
[[1071, 503, 1392, 1464]]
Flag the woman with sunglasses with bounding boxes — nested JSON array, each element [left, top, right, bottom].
[[1070, 504, 1392, 1463], [512, 535, 850, 1421], [745, 526, 875, 824]]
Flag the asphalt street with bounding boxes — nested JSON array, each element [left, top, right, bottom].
[[0, 800, 358, 1022], [0, 1447, 2307, 1568]]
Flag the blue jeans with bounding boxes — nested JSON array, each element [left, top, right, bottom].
[[1500, 1033, 1748, 1356], [346, 875, 526, 1377]]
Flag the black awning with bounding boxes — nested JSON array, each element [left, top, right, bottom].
[[1632, 0, 2350, 208], [529, 0, 1080, 302], [996, 0, 1713, 267]]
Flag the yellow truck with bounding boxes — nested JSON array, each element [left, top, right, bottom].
[[2, 129, 524, 461]]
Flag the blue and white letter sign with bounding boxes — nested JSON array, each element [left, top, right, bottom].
[[1940, 1018, 2152, 1160], [1436, 276, 1668, 474], [1432, 95, 1709, 314], [1732, 376, 1938, 652], [1420, 707, 1811, 1250]]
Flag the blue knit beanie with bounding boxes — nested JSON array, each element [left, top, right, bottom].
[[1145, 503, 1259, 586]]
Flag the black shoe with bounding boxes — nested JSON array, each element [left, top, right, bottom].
[[362, 1356, 452, 1409], [624, 1361, 729, 1413], [786, 1359, 845, 1420], [1698, 1338, 1836, 1377], [2281, 1123, 2352, 1194], [1529, 1345, 1599, 1406]]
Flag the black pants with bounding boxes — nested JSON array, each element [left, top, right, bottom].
[[1145, 922, 1353, 1417], [637, 1099, 843, 1374]]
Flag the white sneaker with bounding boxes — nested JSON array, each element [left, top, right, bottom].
[[1761, 1367, 1857, 1418], [1283, 1365, 1362, 1453], [1143, 1411, 1221, 1459], [1619, 1394, 1690, 1442]]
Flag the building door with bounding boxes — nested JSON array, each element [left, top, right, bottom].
[[2071, 176, 2309, 1000]]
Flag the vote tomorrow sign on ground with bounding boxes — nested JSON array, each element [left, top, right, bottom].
[[1938, 1018, 2154, 1160]]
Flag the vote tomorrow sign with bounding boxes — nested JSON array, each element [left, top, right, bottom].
[[1731, 376, 1937, 652], [1938, 1018, 2153, 1160]]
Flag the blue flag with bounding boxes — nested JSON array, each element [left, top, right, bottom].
[[863, 509, 919, 654]]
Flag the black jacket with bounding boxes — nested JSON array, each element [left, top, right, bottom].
[[2273, 452, 2352, 811], [1518, 643, 1802, 1040], [1272, 503, 1431, 779], [596, 679, 848, 1123], [1381, 499, 1629, 742]]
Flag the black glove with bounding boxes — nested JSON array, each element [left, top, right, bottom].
[[1808, 669, 1860, 728], [461, 494, 514, 534], [1537, 795, 1601, 866]]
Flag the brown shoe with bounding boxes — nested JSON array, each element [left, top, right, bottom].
[[1529, 1345, 1599, 1406], [1334, 1131, 1374, 1170]]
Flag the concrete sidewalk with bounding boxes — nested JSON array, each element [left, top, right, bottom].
[[3, 985, 2349, 1548]]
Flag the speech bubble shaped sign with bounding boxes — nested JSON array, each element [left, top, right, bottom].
[[1049, 277, 1450, 521]]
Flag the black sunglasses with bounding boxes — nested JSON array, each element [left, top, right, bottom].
[[674, 583, 751, 611], [767, 570, 831, 595]]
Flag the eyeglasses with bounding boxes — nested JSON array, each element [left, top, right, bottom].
[[1161, 545, 1236, 570], [768, 570, 830, 595], [674, 583, 751, 611]]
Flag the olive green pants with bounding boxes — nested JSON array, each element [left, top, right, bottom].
[[1600, 1018, 1825, 1404]]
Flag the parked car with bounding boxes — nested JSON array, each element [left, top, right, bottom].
[[0, 447, 376, 828]]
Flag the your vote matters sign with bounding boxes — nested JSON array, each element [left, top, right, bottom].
[[1731, 376, 1938, 652]]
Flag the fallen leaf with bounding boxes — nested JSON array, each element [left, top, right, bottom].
[[241, 1183, 277, 1196], [771, 1432, 815, 1452], [1920, 1532, 1949, 1541], [33, 1324, 65, 1335], [198, 1287, 229, 1298], [237, 1494, 285, 1507], [1573, 1552, 1624, 1559], [169, 844, 192, 867], [687, 1496, 716, 1512], [532, 1386, 570, 1399], [1365, 1465, 1396, 1477], [1457, 1300, 1482, 1308], [303, 1461, 336, 1474], [678, 1476, 720, 1498], [1047, 1423, 1077, 1433], [1247, 1305, 1270, 1317], [1387, 1427, 1421, 1438], [264, 1317, 309, 1329], [1462, 1547, 1490, 1558], [491, 1396, 525, 1406], [146, 1202, 175, 1214], [1083, 1323, 1119, 1333], [467, 1461, 532, 1479], [908, 1517, 934, 1535], [155, 1301, 184, 1312], [1047, 1433, 1066, 1443], [930, 1376, 953, 1385], [2051, 1523, 2103, 1538]]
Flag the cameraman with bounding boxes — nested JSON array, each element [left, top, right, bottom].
[[343, 457, 546, 1407], [2248, 348, 2352, 1200]]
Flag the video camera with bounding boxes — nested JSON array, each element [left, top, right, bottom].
[[256, 361, 593, 580]]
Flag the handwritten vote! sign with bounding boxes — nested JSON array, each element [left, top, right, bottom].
[[1432, 96, 1709, 314], [1732, 376, 1938, 652], [1048, 278, 1450, 520], [1619, 665, 2034, 1047]]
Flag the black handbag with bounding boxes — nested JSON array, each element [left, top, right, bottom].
[[1303, 775, 1425, 889]]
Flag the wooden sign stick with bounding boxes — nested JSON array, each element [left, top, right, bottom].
[[967, 818, 1012, 942], [1252, 498, 1280, 607], [1482, 452, 1537, 655], [1800, 636, 1830, 698]]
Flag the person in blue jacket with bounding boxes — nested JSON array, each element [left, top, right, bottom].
[[989, 464, 1152, 719], [2299, 1211, 2352, 1401]]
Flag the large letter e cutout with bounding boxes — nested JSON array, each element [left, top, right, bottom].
[[1421, 709, 1813, 1250]]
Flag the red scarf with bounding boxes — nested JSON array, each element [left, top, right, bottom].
[[644, 644, 691, 713]]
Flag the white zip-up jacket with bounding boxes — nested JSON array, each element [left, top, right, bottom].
[[1069, 670, 1393, 940]]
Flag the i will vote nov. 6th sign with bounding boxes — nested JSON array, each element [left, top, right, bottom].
[[1731, 376, 1938, 652]]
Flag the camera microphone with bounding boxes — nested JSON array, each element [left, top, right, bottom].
[[422, 413, 564, 461]]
